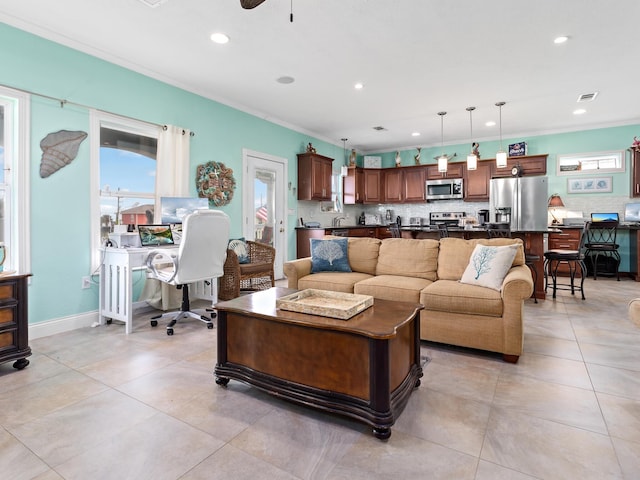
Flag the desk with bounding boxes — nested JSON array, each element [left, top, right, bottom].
[[553, 225, 640, 281], [99, 247, 217, 334]]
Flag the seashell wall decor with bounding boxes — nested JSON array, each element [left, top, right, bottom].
[[39, 130, 88, 178]]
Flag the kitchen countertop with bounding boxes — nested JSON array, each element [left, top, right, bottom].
[[400, 226, 561, 234], [296, 225, 393, 230]]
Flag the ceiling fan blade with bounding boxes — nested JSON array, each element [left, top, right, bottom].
[[240, 0, 267, 9]]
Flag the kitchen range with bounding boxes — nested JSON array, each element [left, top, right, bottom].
[[406, 212, 470, 230]]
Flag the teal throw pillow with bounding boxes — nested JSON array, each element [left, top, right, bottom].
[[228, 238, 250, 264], [310, 238, 352, 273]]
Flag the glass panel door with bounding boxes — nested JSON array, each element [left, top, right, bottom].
[[243, 150, 287, 279]]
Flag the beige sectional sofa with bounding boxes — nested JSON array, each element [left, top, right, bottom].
[[284, 237, 534, 362]]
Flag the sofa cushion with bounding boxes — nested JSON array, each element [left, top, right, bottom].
[[376, 238, 439, 280], [346, 237, 382, 275], [298, 271, 374, 293], [460, 243, 519, 291], [355, 275, 432, 303], [421, 279, 503, 317], [437, 237, 524, 280], [310, 238, 351, 273], [476, 238, 525, 266]]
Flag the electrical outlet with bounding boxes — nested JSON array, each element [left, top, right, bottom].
[[82, 276, 91, 289]]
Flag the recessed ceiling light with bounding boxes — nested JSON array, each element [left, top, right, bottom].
[[276, 76, 295, 84], [138, 0, 169, 7], [485, 121, 496, 127], [354, 83, 364, 90], [573, 108, 587, 115], [554, 35, 569, 44], [210, 32, 230, 44], [411, 132, 421, 137]]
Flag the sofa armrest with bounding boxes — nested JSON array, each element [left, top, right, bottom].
[[283, 257, 313, 289], [501, 265, 534, 301]]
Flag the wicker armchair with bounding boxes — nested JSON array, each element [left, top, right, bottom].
[[219, 240, 276, 300]]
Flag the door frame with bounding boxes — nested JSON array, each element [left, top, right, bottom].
[[242, 148, 288, 279]]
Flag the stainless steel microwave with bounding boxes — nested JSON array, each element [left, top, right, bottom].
[[426, 178, 463, 200]]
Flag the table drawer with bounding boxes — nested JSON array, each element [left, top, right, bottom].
[[0, 283, 17, 304], [0, 331, 15, 349], [0, 306, 16, 328]]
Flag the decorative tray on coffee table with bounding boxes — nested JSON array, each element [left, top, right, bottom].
[[276, 289, 374, 320]]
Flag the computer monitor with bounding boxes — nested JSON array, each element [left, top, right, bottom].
[[138, 224, 175, 246], [624, 203, 640, 222], [159, 197, 209, 224], [590, 212, 619, 222]]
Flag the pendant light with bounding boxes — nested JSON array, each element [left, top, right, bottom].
[[495, 101, 507, 168], [437, 111, 448, 173], [340, 138, 348, 176], [466, 106, 477, 171]]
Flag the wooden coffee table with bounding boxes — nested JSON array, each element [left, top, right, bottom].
[[214, 287, 423, 439]]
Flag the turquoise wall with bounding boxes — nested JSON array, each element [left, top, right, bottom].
[[0, 23, 344, 324], [1, 22, 638, 325]]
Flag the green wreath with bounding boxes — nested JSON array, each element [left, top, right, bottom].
[[195, 161, 236, 207]]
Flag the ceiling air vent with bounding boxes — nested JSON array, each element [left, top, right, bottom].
[[577, 92, 599, 102], [372, 126, 387, 131], [137, 0, 169, 7]]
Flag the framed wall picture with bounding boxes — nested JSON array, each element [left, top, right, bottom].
[[567, 176, 613, 194]]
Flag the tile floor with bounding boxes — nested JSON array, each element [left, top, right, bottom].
[[1, 277, 640, 479]]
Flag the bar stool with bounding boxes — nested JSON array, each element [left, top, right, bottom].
[[437, 224, 449, 238], [584, 220, 620, 280], [544, 223, 588, 300]]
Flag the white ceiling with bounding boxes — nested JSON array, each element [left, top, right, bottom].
[[1, 0, 639, 154]]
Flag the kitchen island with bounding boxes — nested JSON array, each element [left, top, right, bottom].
[[401, 226, 552, 300]]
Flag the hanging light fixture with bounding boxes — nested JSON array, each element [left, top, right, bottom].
[[340, 138, 348, 176], [466, 106, 477, 171], [495, 101, 507, 168], [437, 111, 448, 173]]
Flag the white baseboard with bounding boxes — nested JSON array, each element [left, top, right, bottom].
[[28, 302, 160, 340], [29, 311, 99, 340]]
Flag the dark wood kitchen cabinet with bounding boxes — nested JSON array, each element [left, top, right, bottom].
[[383, 169, 403, 203], [491, 154, 548, 177], [403, 166, 426, 202], [343, 167, 382, 204], [343, 166, 363, 204], [0, 273, 32, 370], [362, 169, 382, 203], [631, 147, 640, 197], [464, 161, 492, 201], [297, 152, 333, 201], [426, 162, 464, 180]]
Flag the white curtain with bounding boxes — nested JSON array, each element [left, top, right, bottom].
[[145, 124, 191, 310], [154, 125, 191, 222]]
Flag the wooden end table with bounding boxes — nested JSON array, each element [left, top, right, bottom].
[[214, 287, 423, 439]]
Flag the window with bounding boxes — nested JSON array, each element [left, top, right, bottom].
[[0, 87, 29, 274], [90, 111, 159, 268], [557, 151, 625, 175]]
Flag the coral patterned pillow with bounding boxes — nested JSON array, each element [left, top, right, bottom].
[[460, 244, 518, 291], [310, 238, 352, 273]]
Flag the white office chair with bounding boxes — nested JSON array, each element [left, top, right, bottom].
[[145, 209, 230, 335]]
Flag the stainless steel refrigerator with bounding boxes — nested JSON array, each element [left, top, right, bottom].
[[489, 176, 548, 231]]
